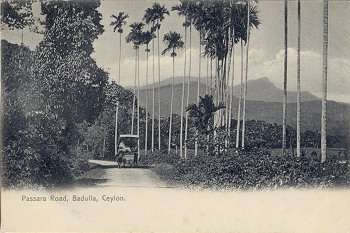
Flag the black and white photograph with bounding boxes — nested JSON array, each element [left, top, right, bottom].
[[1, 0, 350, 232]]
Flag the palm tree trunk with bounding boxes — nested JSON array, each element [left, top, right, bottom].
[[115, 102, 119, 156], [217, 60, 223, 127], [180, 26, 187, 159], [241, 0, 251, 150], [145, 47, 149, 156], [321, 0, 328, 163], [282, 0, 288, 156], [228, 40, 235, 141], [21, 29, 24, 45], [118, 32, 122, 84], [296, 0, 301, 157], [184, 24, 192, 159], [220, 59, 224, 127], [236, 40, 244, 148], [206, 56, 210, 153], [19, 29, 24, 68], [137, 48, 141, 160], [220, 58, 225, 128], [210, 58, 213, 95], [215, 59, 220, 126], [213, 58, 220, 149], [168, 53, 175, 154], [131, 48, 137, 134], [206, 56, 209, 94], [157, 22, 162, 151], [194, 33, 201, 157], [151, 22, 156, 153], [152, 31, 155, 152], [215, 59, 219, 106], [102, 138, 106, 158], [225, 30, 234, 135]]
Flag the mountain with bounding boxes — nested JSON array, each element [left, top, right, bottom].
[[232, 77, 319, 103], [134, 81, 349, 139], [130, 77, 319, 103]]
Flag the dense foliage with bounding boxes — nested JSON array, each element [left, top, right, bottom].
[[139, 151, 180, 166], [2, 0, 107, 188], [168, 151, 350, 190], [1, 0, 34, 30]]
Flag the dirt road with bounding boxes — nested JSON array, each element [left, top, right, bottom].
[[97, 167, 167, 188]]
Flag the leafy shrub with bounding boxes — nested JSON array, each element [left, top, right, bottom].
[[68, 147, 92, 177], [2, 112, 74, 189], [168, 151, 350, 190], [139, 150, 181, 166], [3, 139, 73, 189]]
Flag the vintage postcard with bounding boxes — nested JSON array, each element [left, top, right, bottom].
[[1, 0, 350, 232]]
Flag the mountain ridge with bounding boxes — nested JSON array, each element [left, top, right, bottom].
[[126, 77, 320, 103]]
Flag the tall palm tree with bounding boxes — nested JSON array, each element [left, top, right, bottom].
[[141, 30, 155, 155], [282, 0, 288, 156], [241, 0, 250, 149], [126, 22, 144, 136], [111, 12, 128, 156], [183, 2, 197, 159], [178, 6, 201, 137], [228, 33, 236, 142], [234, 1, 260, 148], [172, 1, 191, 158], [143, 7, 156, 152], [184, 24, 192, 158], [162, 31, 184, 154], [143, 3, 169, 151], [236, 39, 244, 148], [227, 1, 241, 142], [180, 24, 188, 158], [321, 0, 328, 163], [296, 0, 301, 157], [195, 31, 203, 156], [110, 12, 129, 85]]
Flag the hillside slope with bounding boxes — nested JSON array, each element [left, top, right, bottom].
[[131, 77, 319, 103], [232, 77, 319, 103], [136, 82, 349, 138]]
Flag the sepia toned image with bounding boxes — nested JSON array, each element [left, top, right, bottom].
[[1, 0, 350, 232]]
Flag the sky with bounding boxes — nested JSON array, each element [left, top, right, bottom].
[[2, 0, 350, 103]]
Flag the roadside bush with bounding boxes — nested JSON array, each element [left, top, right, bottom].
[[68, 147, 92, 177], [2, 112, 74, 189], [139, 150, 180, 166], [169, 151, 350, 190], [3, 140, 73, 189]]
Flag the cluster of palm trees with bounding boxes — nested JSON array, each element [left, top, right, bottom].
[[171, 0, 260, 158], [111, 0, 330, 162], [111, 4, 170, 156]]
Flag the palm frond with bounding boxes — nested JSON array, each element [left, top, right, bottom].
[[110, 12, 129, 33], [162, 31, 184, 56]]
